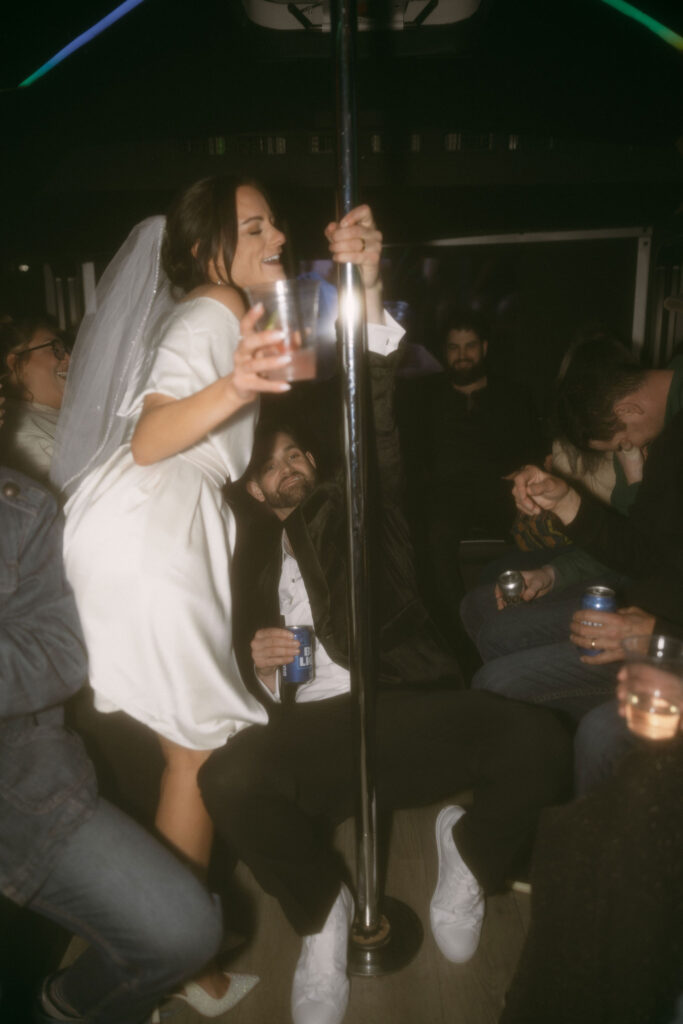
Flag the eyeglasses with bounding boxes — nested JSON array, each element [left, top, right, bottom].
[[18, 338, 68, 361]]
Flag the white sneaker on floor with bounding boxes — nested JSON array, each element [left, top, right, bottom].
[[430, 805, 485, 963], [291, 884, 354, 1024]]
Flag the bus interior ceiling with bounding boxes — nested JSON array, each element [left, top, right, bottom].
[[2, 0, 682, 363]]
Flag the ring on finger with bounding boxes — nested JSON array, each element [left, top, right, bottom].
[[590, 638, 596, 649]]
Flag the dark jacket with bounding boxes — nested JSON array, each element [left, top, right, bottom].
[[0, 469, 96, 905], [566, 408, 683, 617], [232, 348, 462, 697], [398, 371, 543, 538]]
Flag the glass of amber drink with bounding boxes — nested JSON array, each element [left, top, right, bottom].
[[618, 635, 683, 741]]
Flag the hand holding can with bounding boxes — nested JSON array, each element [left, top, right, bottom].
[[578, 586, 617, 656], [497, 570, 525, 607], [281, 625, 314, 684]]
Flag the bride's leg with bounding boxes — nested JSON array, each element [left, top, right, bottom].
[[155, 735, 214, 870], [155, 736, 237, 1002]]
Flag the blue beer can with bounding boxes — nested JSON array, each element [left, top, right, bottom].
[[579, 586, 617, 656], [282, 625, 314, 684]]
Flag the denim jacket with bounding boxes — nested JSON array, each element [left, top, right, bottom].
[[0, 469, 97, 905]]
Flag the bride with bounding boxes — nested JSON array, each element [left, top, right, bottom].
[[52, 174, 378, 1014], [52, 176, 300, 1015], [52, 174, 380, 1015]]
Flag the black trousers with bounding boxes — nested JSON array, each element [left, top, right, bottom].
[[199, 689, 572, 935]]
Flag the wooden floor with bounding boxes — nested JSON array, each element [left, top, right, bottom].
[[64, 799, 530, 1024]]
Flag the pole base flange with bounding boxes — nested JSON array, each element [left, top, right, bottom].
[[348, 895, 423, 977]]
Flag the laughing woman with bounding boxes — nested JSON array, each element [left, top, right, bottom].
[[51, 175, 380, 1016], [51, 176, 293, 1015], [0, 316, 70, 483]]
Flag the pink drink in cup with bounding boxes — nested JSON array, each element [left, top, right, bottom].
[[246, 279, 319, 382]]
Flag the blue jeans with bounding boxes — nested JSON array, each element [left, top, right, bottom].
[[27, 799, 222, 1024], [460, 578, 622, 659], [574, 699, 638, 794], [461, 580, 620, 721]]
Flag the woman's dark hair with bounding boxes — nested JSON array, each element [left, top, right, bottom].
[[162, 175, 268, 294], [555, 331, 644, 451], [0, 314, 60, 400]]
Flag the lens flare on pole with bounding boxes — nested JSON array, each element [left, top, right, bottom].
[[600, 0, 683, 51], [331, 0, 422, 977], [19, 0, 147, 88]]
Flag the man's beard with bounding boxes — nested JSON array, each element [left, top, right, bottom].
[[267, 474, 316, 511], [447, 358, 486, 387]]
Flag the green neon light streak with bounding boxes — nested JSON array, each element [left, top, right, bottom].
[[600, 0, 683, 50]]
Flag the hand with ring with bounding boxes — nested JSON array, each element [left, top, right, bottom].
[[569, 606, 657, 664], [324, 204, 382, 295]]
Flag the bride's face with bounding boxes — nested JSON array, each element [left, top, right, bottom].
[[228, 185, 286, 289]]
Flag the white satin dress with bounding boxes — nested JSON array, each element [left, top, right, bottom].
[[64, 297, 268, 749]]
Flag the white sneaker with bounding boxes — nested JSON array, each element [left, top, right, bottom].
[[430, 805, 485, 963], [291, 884, 354, 1024]]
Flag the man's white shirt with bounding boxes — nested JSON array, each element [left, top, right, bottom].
[[256, 313, 403, 705]]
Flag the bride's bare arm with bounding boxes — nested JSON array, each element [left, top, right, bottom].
[[131, 302, 290, 466]]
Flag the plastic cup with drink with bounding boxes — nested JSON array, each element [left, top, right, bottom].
[[618, 635, 683, 741], [246, 278, 319, 382]]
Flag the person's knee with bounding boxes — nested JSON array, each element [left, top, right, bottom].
[[198, 747, 261, 823], [470, 661, 515, 697], [176, 893, 223, 974], [459, 584, 495, 643], [574, 701, 632, 794], [475, 613, 511, 658], [503, 705, 574, 800], [531, 709, 574, 769], [464, 596, 533, 661], [574, 704, 610, 763], [152, 885, 223, 978]]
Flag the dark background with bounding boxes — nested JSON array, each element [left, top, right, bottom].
[[2, 0, 679, 372], [3, 1, 682, 250], [1, 1, 682, 367]]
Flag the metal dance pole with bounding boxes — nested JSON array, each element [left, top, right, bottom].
[[331, 0, 422, 976]]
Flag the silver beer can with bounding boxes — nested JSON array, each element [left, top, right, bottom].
[[497, 569, 525, 606]]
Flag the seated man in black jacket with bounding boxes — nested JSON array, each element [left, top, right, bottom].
[[199, 224, 572, 1024], [397, 307, 543, 638]]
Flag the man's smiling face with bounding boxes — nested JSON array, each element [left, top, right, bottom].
[[247, 432, 317, 520]]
